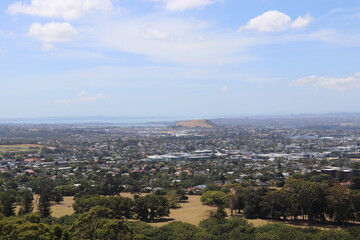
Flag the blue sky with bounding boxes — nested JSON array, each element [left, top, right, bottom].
[[1, 0, 360, 118]]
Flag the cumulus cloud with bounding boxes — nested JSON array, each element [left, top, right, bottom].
[[28, 22, 77, 50], [149, 0, 221, 11], [141, 28, 170, 40], [7, 0, 113, 20], [55, 91, 106, 104], [291, 14, 314, 28], [239, 11, 313, 32], [290, 73, 360, 91]]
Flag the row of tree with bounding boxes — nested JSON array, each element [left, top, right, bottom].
[[202, 179, 360, 223], [1, 208, 360, 240], [73, 194, 170, 221]]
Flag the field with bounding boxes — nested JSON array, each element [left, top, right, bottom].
[[19, 195, 75, 217], [30, 194, 341, 229], [0, 144, 45, 153], [147, 195, 215, 227], [47, 194, 215, 226], [49, 196, 75, 217]]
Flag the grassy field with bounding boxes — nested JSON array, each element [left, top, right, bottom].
[[47, 193, 214, 226], [31, 194, 343, 229], [148, 195, 215, 227], [21, 195, 75, 217], [50, 196, 75, 217], [0, 144, 45, 153]]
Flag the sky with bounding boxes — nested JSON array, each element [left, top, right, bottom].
[[1, 0, 360, 119]]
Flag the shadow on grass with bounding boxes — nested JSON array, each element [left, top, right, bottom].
[[143, 218, 176, 223]]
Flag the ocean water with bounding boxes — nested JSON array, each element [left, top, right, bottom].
[[0, 117, 186, 126]]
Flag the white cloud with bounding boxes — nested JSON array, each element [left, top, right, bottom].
[[239, 10, 292, 32], [221, 86, 228, 92], [290, 73, 360, 91], [76, 93, 105, 102], [28, 22, 77, 50], [54, 99, 70, 104], [7, 0, 113, 20], [291, 14, 314, 28], [149, 0, 221, 11], [239, 11, 313, 32], [141, 28, 170, 40], [83, 16, 260, 65], [55, 92, 106, 104], [75, 90, 88, 96]]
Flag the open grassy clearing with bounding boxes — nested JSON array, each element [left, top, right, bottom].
[[148, 195, 215, 227], [49, 196, 75, 217], [16, 195, 75, 217], [0, 144, 45, 153], [28, 194, 348, 229]]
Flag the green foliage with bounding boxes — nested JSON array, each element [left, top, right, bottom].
[[51, 188, 64, 203], [26, 213, 41, 223], [18, 188, 34, 215], [134, 195, 170, 221], [94, 219, 130, 240], [69, 206, 115, 239], [166, 190, 181, 208], [73, 195, 134, 219], [326, 185, 353, 223], [0, 190, 16, 217], [201, 191, 226, 206], [150, 221, 203, 240], [315, 229, 354, 240], [255, 223, 316, 240], [38, 192, 52, 218], [54, 185, 80, 196], [199, 218, 254, 240]]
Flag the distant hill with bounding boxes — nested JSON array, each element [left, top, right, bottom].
[[175, 119, 216, 128]]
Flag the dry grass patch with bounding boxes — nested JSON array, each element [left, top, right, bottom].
[[149, 195, 215, 227], [0, 144, 45, 153], [50, 196, 75, 217]]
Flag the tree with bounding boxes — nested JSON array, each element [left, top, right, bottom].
[[38, 192, 52, 218], [201, 191, 226, 206], [94, 219, 130, 240], [151, 221, 205, 240], [70, 206, 117, 239], [326, 185, 353, 223], [51, 188, 64, 204], [283, 179, 327, 222], [350, 190, 360, 222], [223, 193, 237, 216], [351, 177, 360, 190], [18, 188, 34, 215], [166, 190, 181, 208], [0, 191, 16, 217], [199, 218, 254, 240], [134, 195, 170, 221], [260, 190, 288, 220], [99, 174, 124, 196], [73, 195, 134, 220]]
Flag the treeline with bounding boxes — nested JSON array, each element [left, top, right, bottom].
[[73, 194, 170, 221], [202, 178, 360, 224], [1, 210, 360, 240]]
